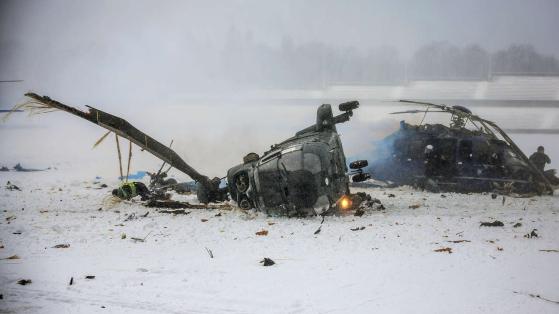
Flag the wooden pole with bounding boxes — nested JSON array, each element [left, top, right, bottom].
[[115, 134, 124, 180], [126, 140, 132, 182]]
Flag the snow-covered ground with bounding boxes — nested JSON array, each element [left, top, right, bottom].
[[1, 169, 558, 313]]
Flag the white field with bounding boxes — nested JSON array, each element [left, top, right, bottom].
[[1, 169, 558, 314], [1, 101, 559, 313]]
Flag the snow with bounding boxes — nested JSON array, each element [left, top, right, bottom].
[[1, 169, 559, 313]]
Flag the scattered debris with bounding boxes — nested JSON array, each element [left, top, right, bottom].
[[14, 163, 48, 172], [267, 222, 275, 225], [260, 258, 275, 266], [5, 181, 21, 191], [409, 204, 421, 209], [146, 200, 195, 209], [491, 193, 498, 199], [314, 225, 322, 235], [201, 219, 208, 222], [497, 247, 504, 251], [255, 230, 269, 236], [480, 220, 504, 227], [17, 279, 32, 285], [205, 247, 214, 258], [146, 199, 233, 211], [524, 229, 538, 238], [513, 222, 522, 228], [158, 209, 191, 215], [124, 213, 136, 221], [513, 291, 559, 305], [440, 194, 446, 198], [447, 240, 471, 243], [357, 196, 384, 211], [85, 275, 95, 279], [502, 196, 506, 205], [4, 255, 20, 260], [131, 231, 152, 243], [214, 212, 222, 217], [69, 277, 74, 285], [388, 194, 395, 198], [121, 233, 126, 239], [434, 247, 453, 254], [539, 249, 559, 253], [52, 244, 70, 249], [350, 226, 366, 231]]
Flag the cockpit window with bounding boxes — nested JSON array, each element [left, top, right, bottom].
[[303, 153, 322, 174], [280, 151, 303, 171]]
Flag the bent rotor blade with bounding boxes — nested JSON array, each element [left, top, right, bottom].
[[390, 110, 446, 114], [24, 92, 213, 189], [399, 99, 449, 111]]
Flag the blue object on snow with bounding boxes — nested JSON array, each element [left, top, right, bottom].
[[119, 171, 147, 180]]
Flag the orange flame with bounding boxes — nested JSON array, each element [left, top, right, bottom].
[[337, 195, 352, 211]]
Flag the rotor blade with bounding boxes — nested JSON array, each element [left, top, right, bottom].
[[390, 110, 446, 114], [483, 120, 553, 193], [399, 99, 448, 111], [504, 128, 559, 134], [399, 99, 439, 106]]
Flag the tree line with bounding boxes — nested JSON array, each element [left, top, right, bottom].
[[215, 31, 559, 89]]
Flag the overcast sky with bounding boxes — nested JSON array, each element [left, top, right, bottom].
[[1, 0, 558, 106]]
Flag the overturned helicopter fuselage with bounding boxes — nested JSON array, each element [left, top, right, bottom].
[[366, 101, 554, 195], [225, 102, 359, 216]]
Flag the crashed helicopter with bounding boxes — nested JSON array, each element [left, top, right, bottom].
[[365, 100, 554, 195], [15, 93, 366, 216]]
